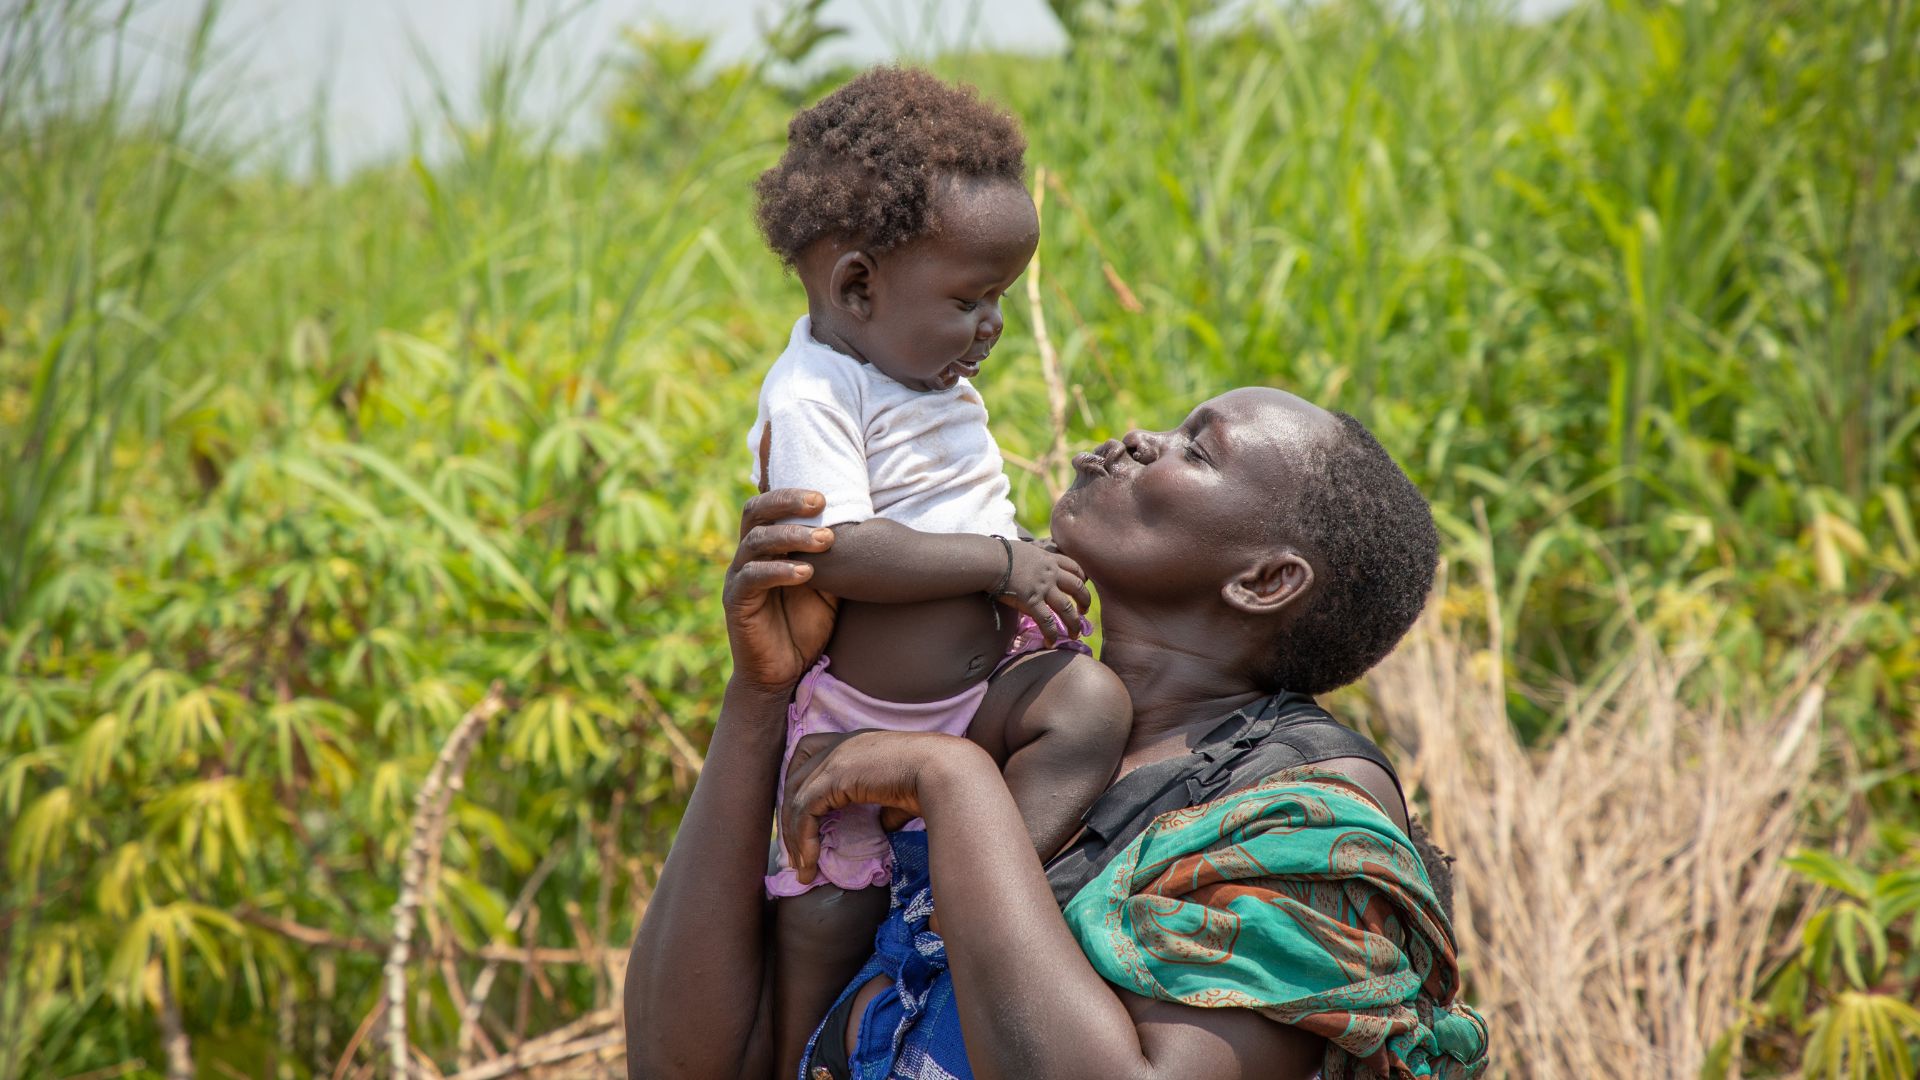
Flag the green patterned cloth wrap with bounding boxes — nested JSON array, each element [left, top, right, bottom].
[[1062, 766, 1489, 1080]]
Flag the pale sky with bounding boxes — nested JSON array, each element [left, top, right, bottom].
[[115, 0, 1572, 173], [121, 0, 1068, 172]]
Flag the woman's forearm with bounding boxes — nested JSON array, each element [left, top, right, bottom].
[[625, 680, 788, 1080], [915, 743, 1159, 1080]]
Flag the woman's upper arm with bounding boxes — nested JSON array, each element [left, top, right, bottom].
[[1120, 989, 1325, 1080]]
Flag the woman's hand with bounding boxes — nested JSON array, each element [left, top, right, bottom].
[[726, 489, 841, 695], [779, 730, 993, 884]]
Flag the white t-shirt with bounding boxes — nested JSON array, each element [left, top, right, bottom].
[[748, 316, 1020, 536]]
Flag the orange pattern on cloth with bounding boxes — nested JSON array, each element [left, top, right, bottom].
[[1063, 767, 1487, 1080]]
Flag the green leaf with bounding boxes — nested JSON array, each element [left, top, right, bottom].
[[1801, 992, 1920, 1080], [1785, 849, 1877, 900], [313, 444, 548, 615]]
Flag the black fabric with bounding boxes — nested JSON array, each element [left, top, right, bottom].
[[805, 988, 858, 1080], [1042, 692, 1400, 909]]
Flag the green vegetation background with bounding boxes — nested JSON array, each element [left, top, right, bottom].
[[3, 0, 1918, 1075]]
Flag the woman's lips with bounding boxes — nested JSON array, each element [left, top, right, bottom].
[[1070, 442, 1129, 487]]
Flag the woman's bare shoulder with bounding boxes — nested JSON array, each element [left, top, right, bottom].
[[1306, 755, 1408, 833]]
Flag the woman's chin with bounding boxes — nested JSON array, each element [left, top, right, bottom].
[[1047, 497, 1089, 555]]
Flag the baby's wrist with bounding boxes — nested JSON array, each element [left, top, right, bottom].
[[981, 533, 1016, 598]]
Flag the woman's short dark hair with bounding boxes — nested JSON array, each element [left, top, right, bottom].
[[754, 66, 1027, 267], [1265, 413, 1438, 697]]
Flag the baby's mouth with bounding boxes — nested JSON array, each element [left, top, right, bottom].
[[949, 337, 995, 380]]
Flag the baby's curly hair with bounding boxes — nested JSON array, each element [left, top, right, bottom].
[[755, 66, 1027, 267]]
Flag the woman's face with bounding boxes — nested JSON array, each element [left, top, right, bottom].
[[1050, 387, 1334, 604]]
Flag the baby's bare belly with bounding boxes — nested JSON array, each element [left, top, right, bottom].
[[823, 594, 1019, 703]]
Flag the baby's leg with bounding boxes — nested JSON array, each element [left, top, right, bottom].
[[772, 885, 891, 1080], [970, 649, 1133, 861]]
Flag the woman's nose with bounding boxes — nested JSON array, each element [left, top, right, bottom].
[[1122, 429, 1161, 465]]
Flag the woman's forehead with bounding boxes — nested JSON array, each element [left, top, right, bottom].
[[1191, 387, 1331, 445]]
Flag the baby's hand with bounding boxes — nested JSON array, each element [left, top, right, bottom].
[[996, 539, 1091, 643]]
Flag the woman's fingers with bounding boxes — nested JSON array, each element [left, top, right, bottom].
[[731, 522, 833, 573], [779, 730, 937, 879], [780, 732, 849, 877], [779, 772, 826, 884], [785, 812, 824, 886], [737, 488, 823, 540], [782, 732, 841, 798], [730, 559, 816, 593]]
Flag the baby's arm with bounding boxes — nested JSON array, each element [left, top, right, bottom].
[[757, 401, 1084, 636], [797, 520, 1089, 639], [969, 648, 1133, 862]]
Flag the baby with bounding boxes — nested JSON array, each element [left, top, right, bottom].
[[746, 68, 1132, 1075]]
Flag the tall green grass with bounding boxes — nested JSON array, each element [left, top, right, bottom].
[[1, 0, 1916, 1075]]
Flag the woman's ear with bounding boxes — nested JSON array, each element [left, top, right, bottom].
[[1222, 550, 1314, 615], [830, 250, 877, 321]]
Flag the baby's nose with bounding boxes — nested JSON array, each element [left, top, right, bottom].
[[977, 305, 1002, 339]]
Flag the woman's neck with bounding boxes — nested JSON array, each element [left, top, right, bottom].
[[1095, 600, 1269, 759]]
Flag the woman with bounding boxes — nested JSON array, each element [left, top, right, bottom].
[[627, 388, 1486, 1080]]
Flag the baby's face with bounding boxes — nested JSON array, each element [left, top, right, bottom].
[[836, 179, 1039, 392]]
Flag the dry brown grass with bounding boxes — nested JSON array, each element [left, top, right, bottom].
[[1365, 565, 1862, 1079]]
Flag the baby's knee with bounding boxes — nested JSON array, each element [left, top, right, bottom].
[[1033, 652, 1133, 748]]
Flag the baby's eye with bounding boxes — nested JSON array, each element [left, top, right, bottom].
[[959, 300, 982, 312]]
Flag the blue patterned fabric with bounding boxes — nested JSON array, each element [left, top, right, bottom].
[[801, 830, 974, 1080]]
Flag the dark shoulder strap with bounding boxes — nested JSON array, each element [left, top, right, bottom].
[[1042, 693, 1400, 908]]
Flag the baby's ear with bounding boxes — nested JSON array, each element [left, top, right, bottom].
[[830, 250, 877, 320], [1222, 550, 1313, 615]]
